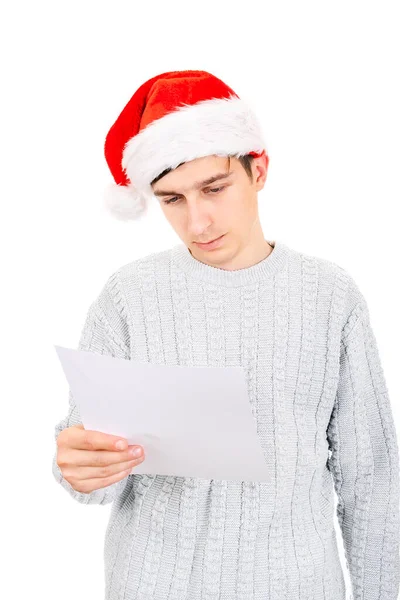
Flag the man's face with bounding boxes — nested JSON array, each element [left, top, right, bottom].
[[151, 154, 269, 261]]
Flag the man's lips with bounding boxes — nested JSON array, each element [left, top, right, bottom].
[[193, 234, 226, 249], [195, 234, 224, 244]]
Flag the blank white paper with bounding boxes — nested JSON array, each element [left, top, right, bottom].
[[54, 345, 270, 483]]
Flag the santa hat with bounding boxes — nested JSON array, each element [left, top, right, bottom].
[[103, 69, 268, 221]]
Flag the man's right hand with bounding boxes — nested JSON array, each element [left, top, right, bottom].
[[56, 424, 145, 494]]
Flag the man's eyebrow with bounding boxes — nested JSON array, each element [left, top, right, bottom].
[[153, 171, 233, 197]]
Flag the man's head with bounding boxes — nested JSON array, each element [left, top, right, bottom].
[[151, 152, 269, 266], [104, 70, 269, 225]]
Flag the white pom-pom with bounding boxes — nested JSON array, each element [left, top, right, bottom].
[[103, 182, 149, 221]]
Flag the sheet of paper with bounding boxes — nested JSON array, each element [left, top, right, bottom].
[[54, 345, 270, 483]]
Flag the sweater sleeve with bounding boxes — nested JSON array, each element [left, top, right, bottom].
[[52, 270, 132, 505], [326, 291, 400, 599]]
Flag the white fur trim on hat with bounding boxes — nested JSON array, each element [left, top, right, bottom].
[[122, 94, 267, 198], [103, 182, 149, 221]]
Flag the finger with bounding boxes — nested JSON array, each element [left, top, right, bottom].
[[68, 466, 134, 495], [61, 446, 144, 468], [60, 425, 129, 452], [64, 455, 145, 483]]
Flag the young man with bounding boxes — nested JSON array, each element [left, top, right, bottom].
[[52, 70, 399, 600]]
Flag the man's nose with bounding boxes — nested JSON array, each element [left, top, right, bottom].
[[186, 201, 212, 237]]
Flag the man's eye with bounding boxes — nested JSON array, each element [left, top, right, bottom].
[[206, 186, 225, 194], [163, 186, 225, 205]]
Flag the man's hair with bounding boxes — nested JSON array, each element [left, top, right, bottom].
[[150, 154, 255, 186]]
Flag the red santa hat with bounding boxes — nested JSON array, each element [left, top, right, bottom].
[[104, 69, 268, 221]]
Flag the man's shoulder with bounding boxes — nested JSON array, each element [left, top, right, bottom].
[[288, 242, 352, 283], [289, 243, 366, 325], [114, 245, 175, 282]]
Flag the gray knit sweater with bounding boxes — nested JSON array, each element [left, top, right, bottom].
[[52, 239, 400, 600]]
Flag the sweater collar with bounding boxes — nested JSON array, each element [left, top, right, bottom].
[[171, 238, 290, 287]]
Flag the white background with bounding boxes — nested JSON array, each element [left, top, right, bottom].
[[1, 1, 399, 599]]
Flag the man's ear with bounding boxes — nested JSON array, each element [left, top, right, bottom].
[[254, 152, 269, 191]]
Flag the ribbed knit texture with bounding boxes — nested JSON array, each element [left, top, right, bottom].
[[52, 239, 400, 600]]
